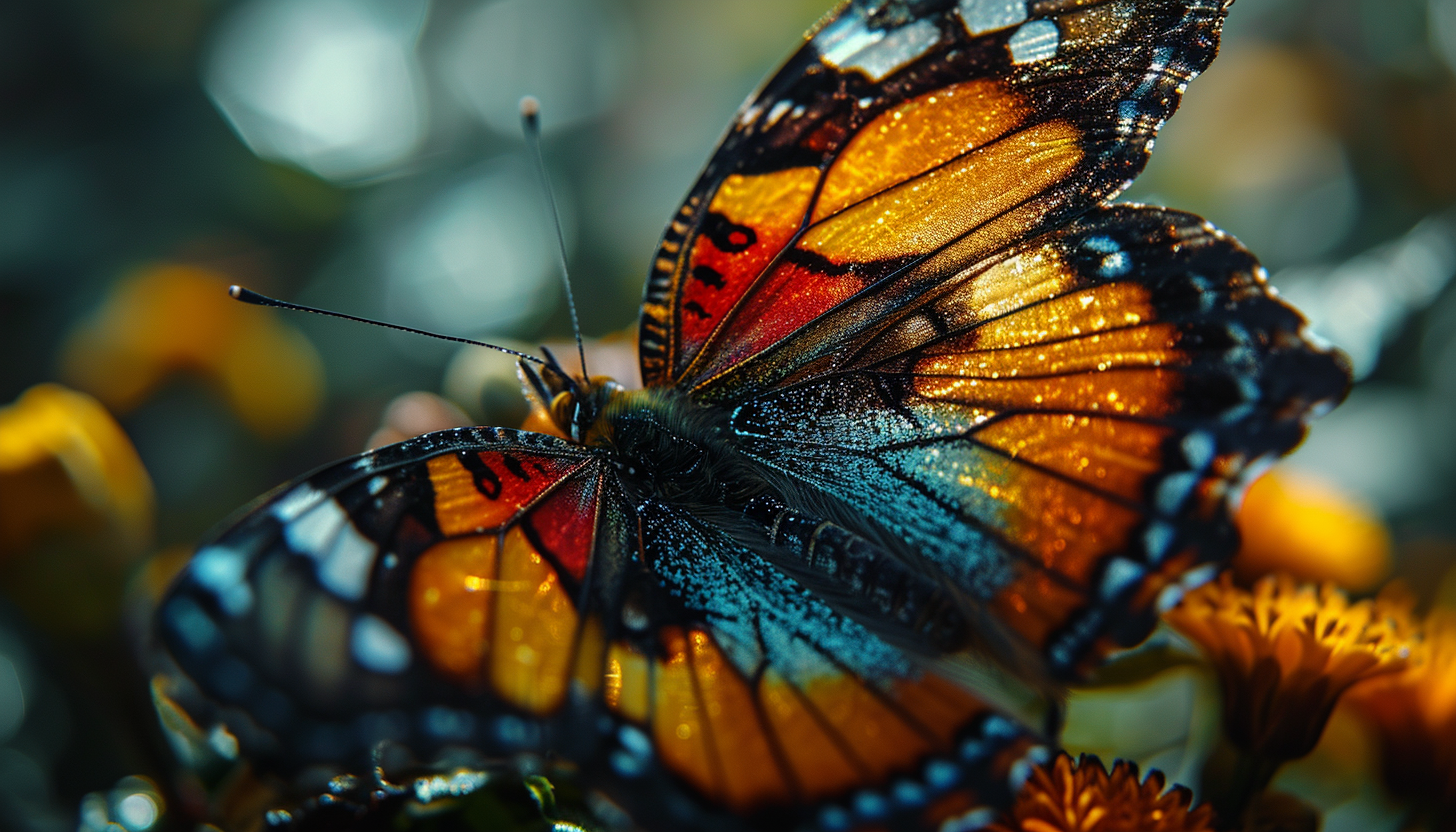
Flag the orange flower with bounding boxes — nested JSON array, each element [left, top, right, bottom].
[[989, 753, 1215, 832], [1348, 608, 1456, 817], [1233, 468, 1391, 591], [1165, 573, 1414, 761]]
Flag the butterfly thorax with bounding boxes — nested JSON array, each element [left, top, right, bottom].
[[593, 387, 754, 506]]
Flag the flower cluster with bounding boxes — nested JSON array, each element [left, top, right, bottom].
[[1164, 572, 1414, 762], [990, 754, 1215, 832]]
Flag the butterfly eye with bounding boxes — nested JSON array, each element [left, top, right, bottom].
[[549, 391, 575, 433]]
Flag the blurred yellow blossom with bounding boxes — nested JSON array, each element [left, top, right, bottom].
[[1233, 467, 1391, 591], [60, 264, 324, 440], [1348, 608, 1456, 822], [0, 383, 154, 560], [1165, 574, 1414, 764], [989, 753, 1215, 832]]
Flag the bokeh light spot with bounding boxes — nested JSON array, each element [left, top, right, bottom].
[[384, 159, 563, 337], [441, 0, 631, 136], [116, 792, 158, 831], [204, 0, 429, 181]]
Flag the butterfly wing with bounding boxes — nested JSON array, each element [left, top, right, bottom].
[[609, 498, 1044, 830], [724, 206, 1348, 676], [156, 428, 612, 771], [639, 0, 1232, 393], [157, 427, 1044, 830]]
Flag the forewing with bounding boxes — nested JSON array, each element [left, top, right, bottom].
[[156, 427, 613, 771], [639, 0, 1233, 393], [727, 206, 1350, 676]]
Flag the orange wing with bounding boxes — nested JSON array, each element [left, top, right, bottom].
[[639, 0, 1233, 396]]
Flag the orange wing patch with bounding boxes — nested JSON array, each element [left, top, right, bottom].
[[989, 572, 1091, 655], [491, 527, 579, 712], [605, 640, 651, 723], [604, 627, 994, 812], [973, 414, 1172, 501], [913, 368, 1181, 418], [659, 74, 1092, 389], [426, 451, 586, 537], [409, 527, 580, 714], [987, 460, 1144, 582], [757, 668, 866, 799], [409, 535, 497, 689], [802, 121, 1082, 263], [945, 282, 1162, 352], [812, 80, 1030, 221]]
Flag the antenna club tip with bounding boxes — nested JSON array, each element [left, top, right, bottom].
[[519, 96, 540, 119], [229, 285, 270, 306]]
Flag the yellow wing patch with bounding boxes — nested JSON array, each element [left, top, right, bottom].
[[801, 120, 1083, 263], [409, 528, 579, 714], [813, 80, 1031, 221], [710, 167, 820, 232]]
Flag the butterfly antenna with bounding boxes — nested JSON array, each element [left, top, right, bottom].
[[520, 96, 589, 381], [228, 285, 547, 366]]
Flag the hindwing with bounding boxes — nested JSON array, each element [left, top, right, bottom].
[[725, 206, 1348, 675]]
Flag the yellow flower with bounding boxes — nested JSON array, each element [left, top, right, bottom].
[[1165, 573, 1414, 762], [60, 264, 323, 440], [0, 383, 154, 560], [989, 753, 1215, 832], [1233, 467, 1391, 592], [1348, 608, 1456, 816], [0, 384, 156, 634]]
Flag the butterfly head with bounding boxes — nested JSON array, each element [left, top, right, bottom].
[[519, 351, 624, 444]]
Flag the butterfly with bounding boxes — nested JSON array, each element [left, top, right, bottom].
[[155, 0, 1349, 829]]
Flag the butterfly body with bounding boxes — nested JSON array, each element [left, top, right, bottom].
[[156, 1, 1351, 830]]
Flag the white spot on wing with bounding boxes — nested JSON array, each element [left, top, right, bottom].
[[317, 522, 378, 601], [1007, 19, 1059, 64], [351, 614, 412, 674], [1182, 431, 1215, 470], [765, 99, 792, 127], [273, 483, 327, 522], [1158, 563, 1218, 612], [281, 496, 378, 601], [190, 545, 255, 616], [841, 18, 942, 81], [1099, 557, 1145, 600], [1099, 251, 1131, 277], [1144, 521, 1174, 563], [957, 0, 1027, 35], [815, 14, 885, 67], [283, 495, 347, 556], [1157, 471, 1198, 514]]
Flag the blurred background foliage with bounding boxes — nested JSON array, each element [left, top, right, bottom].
[[1, 0, 1455, 830]]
